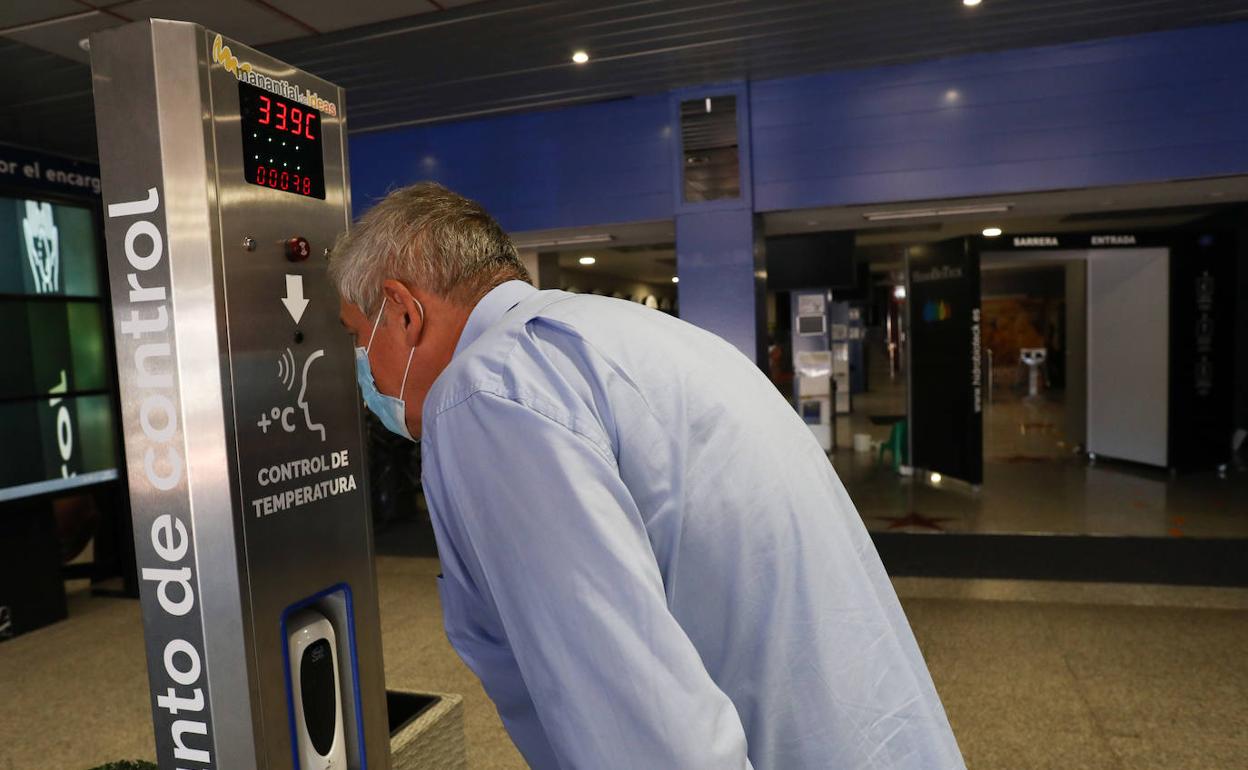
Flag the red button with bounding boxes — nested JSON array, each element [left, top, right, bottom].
[[285, 236, 311, 262]]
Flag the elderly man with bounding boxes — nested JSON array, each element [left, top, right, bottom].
[[332, 183, 964, 769]]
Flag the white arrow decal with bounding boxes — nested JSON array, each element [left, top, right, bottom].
[[281, 274, 309, 324]]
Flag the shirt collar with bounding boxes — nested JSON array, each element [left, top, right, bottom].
[[454, 280, 539, 359]]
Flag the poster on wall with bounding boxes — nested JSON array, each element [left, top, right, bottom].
[[908, 238, 983, 484]]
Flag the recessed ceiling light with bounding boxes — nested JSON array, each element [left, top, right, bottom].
[[572, 51, 590, 65], [864, 203, 1012, 221], [578, 256, 596, 265], [944, 89, 960, 103], [963, 0, 982, 6], [982, 227, 1002, 237], [671, 276, 680, 284]]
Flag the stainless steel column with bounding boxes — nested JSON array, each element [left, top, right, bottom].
[[91, 19, 388, 770]]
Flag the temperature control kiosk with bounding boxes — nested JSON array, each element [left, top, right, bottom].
[[91, 20, 388, 770]]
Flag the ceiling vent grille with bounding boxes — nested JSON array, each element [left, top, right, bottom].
[[680, 95, 739, 203]]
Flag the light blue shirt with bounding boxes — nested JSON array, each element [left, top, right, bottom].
[[421, 280, 965, 769]]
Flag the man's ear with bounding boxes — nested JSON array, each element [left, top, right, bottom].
[[381, 278, 424, 347]]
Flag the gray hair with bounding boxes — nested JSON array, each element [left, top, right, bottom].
[[329, 182, 530, 311]]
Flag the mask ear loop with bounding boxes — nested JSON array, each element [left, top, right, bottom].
[[365, 298, 387, 353], [397, 298, 425, 397]]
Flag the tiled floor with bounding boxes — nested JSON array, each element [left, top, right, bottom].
[[838, 447, 1248, 537], [2, 562, 1245, 770], [838, 373, 1248, 538]]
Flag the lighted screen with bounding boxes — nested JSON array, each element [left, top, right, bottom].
[[239, 80, 326, 199], [0, 196, 118, 501]]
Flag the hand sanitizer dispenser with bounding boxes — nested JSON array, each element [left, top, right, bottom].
[[288, 608, 348, 770]]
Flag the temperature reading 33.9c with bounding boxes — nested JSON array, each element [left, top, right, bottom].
[[239, 80, 326, 199]]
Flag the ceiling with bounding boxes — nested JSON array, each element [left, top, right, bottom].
[[0, 0, 488, 159], [765, 176, 1248, 245], [516, 177, 1248, 283], [4, 0, 1248, 160], [508, 176, 1248, 249], [558, 244, 678, 287]]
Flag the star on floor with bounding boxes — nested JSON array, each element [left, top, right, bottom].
[[874, 511, 956, 532]]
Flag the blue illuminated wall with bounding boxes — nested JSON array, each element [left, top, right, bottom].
[[348, 21, 1248, 365], [349, 94, 673, 232], [750, 22, 1248, 211], [350, 22, 1248, 227]]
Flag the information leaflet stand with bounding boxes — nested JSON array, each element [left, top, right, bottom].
[[91, 20, 389, 770]]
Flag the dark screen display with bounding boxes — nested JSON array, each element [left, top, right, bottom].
[[239, 80, 326, 199], [0, 299, 109, 401], [0, 395, 117, 494], [0, 198, 101, 296], [0, 195, 118, 501], [797, 315, 826, 335], [766, 231, 857, 290], [300, 638, 338, 755]]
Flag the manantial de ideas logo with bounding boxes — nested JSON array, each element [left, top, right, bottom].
[[212, 35, 338, 117]]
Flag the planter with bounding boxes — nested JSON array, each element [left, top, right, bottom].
[[87, 691, 464, 770], [388, 689, 466, 770]]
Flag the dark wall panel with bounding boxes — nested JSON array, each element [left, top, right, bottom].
[[676, 209, 765, 365], [908, 239, 983, 485]]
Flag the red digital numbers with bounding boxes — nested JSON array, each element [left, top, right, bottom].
[[254, 93, 317, 140], [254, 165, 312, 196]]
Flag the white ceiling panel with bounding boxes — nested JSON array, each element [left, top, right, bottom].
[[263, 0, 439, 34], [1, 11, 124, 63], [0, 1, 85, 30], [112, 0, 312, 45]]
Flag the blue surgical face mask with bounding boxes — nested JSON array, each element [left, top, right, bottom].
[[354, 297, 421, 441]]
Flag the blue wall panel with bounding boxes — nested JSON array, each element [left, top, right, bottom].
[[348, 95, 674, 232], [751, 23, 1248, 211], [676, 209, 764, 364], [349, 22, 1248, 226]]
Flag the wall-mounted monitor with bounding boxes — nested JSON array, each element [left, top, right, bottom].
[[766, 231, 857, 290], [797, 314, 827, 336]]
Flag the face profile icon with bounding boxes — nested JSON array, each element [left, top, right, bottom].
[[22, 200, 60, 294]]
